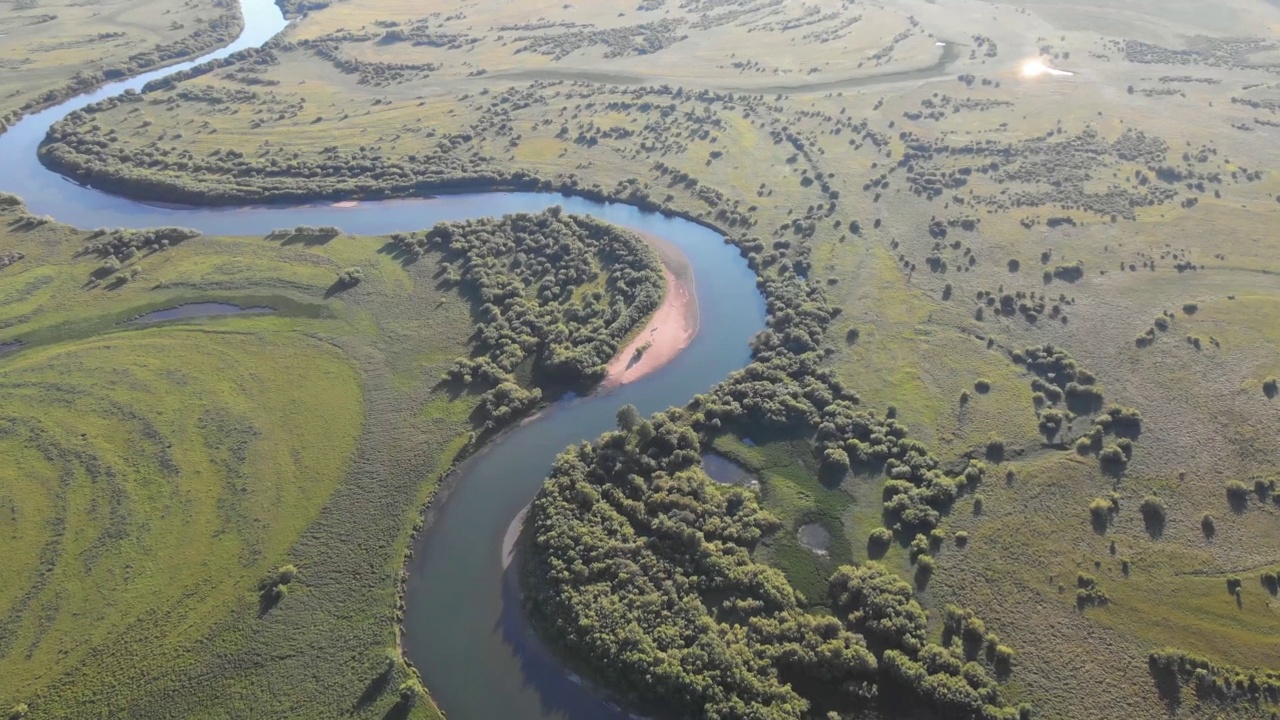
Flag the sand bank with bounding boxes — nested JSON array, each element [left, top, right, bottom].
[[602, 234, 699, 387]]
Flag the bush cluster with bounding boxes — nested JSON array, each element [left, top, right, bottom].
[[525, 414, 1026, 718], [423, 211, 662, 429], [1149, 649, 1280, 704]]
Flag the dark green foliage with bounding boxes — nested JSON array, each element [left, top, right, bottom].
[[1225, 480, 1251, 509], [1148, 649, 1280, 705], [1140, 495, 1167, 534], [525, 412, 842, 719], [1093, 405, 1142, 437], [8, 704, 29, 720], [423, 212, 662, 398], [1264, 377, 1278, 399], [1037, 408, 1066, 437], [476, 382, 541, 430], [1098, 443, 1128, 469], [82, 226, 201, 271], [1051, 261, 1085, 282], [336, 266, 365, 286], [1075, 573, 1109, 608], [525, 412, 1023, 719], [1200, 512, 1216, 538], [803, 401, 986, 532], [615, 404, 640, 431], [830, 562, 927, 654], [1262, 571, 1279, 595], [1089, 497, 1115, 532], [258, 563, 299, 611]]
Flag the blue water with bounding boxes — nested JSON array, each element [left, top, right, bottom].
[[0, 0, 767, 717], [126, 302, 274, 324]]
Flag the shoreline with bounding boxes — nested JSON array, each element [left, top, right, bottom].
[[602, 231, 699, 388]]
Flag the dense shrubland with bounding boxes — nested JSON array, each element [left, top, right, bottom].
[[525, 409, 1027, 720], [406, 210, 664, 427]]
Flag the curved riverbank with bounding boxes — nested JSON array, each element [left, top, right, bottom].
[[0, 0, 767, 717], [0, 5, 766, 716], [604, 232, 699, 387]]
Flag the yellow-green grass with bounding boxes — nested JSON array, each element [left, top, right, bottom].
[[0, 325, 362, 700], [0, 212, 478, 718], [0, 0, 235, 120], [819, 241, 1041, 456]]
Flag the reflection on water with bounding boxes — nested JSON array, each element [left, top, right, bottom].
[[127, 303, 274, 324]]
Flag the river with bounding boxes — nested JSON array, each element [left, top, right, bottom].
[[0, 0, 766, 718]]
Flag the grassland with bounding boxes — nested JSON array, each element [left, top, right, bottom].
[[11, 0, 1280, 717], [0, 0, 243, 127], [0, 199, 485, 718]]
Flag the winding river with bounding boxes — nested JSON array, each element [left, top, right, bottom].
[[0, 0, 963, 716], [0, 0, 767, 717]]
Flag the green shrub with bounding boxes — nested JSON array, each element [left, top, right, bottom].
[[954, 531, 969, 547], [1140, 496, 1167, 526], [909, 533, 930, 562], [337, 266, 365, 286], [276, 564, 298, 585], [1182, 302, 1198, 315], [1262, 571, 1279, 594], [974, 378, 991, 393], [1089, 497, 1113, 528], [868, 527, 893, 546], [1264, 377, 1278, 398], [397, 679, 425, 708], [1098, 444, 1128, 468], [8, 704, 29, 720], [994, 644, 1015, 666], [1201, 513, 1216, 538], [1225, 480, 1251, 506]]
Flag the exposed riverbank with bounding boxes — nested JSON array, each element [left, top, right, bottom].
[[603, 231, 699, 388]]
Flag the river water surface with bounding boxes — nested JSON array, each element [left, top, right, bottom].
[[0, 0, 766, 717]]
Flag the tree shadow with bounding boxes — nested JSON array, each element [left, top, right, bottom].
[[256, 587, 282, 617], [1227, 492, 1250, 515], [1148, 658, 1183, 714], [1091, 511, 1109, 535], [381, 699, 412, 720], [818, 464, 847, 490], [277, 232, 338, 247], [377, 240, 421, 268], [324, 280, 356, 299], [353, 665, 393, 713], [1262, 574, 1279, 596], [866, 536, 890, 561], [913, 564, 932, 591], [1141, 508, 1165, 539]]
